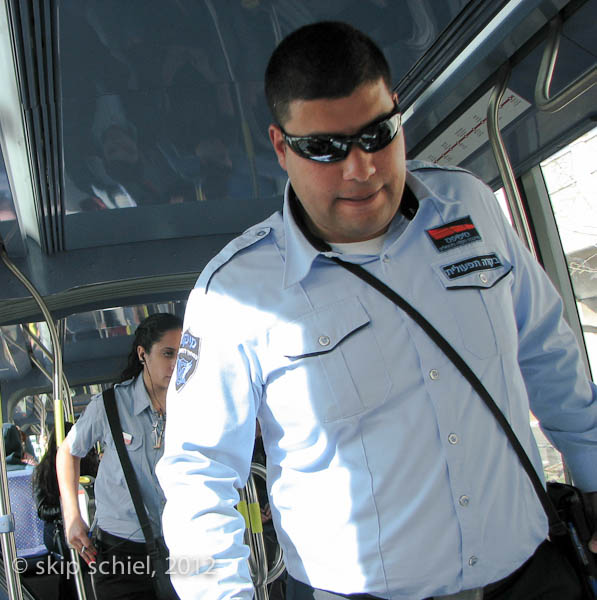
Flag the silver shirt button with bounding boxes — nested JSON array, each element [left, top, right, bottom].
[[429, 369, 439, 380], [469, 556, 478, 567], [459, 495, 470, 507], [382, 255, 390, 263], [479, 273, 488, 284], [318, 335, 331, 347], [448, 433, 459, 445], [256, 230, 267, 237]]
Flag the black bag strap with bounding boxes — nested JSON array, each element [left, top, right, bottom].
[[330, 256, 567, 536], [102, 387, 162, 558]]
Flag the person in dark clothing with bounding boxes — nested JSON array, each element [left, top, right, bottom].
[[3, 423, 36, 470], [33, 422, 99, 600]]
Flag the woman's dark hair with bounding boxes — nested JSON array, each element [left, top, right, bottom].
[[3, 423, 23, 465], [118, 312, 183, 383], [33, 422, 99, 516], [265, 21, 392, 125]]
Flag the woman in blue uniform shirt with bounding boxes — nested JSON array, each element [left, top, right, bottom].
[[57, 312, 182, 600]]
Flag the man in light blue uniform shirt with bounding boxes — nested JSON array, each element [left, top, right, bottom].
[[157, 21, 597, 600]]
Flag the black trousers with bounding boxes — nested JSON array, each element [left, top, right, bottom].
[[286, 540, 583, 600], [92, 530, 158, 600]]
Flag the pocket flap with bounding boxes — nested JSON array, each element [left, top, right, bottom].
[[433, 251, 513, 290], [270, 297, 370, 358]]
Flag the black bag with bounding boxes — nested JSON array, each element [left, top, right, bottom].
[[330, 256, 597, 598], [547, 482, 597, 598], [103, 388, 180, 600]]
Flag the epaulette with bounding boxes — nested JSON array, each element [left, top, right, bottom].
[[197, 223, 276, 293]]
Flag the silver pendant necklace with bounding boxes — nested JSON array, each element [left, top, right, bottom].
[[151, 410, 166, 449]]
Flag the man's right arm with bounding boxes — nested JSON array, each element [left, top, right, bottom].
[[157, 287, 261, 600]]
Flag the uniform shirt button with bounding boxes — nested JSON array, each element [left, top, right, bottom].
[[448, 433, 459, 445], [256, 230, 267, 237], [479, 273, 488, 284], [318, 335, 331, 347], [469, 556, 478, 567], [429, 369, 439, 380], [459, 495, 470, 507], [382, 255, 390, 263]]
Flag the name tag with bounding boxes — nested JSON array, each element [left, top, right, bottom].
[[441, 253, 503, 279], [426, 216, 481, 252]]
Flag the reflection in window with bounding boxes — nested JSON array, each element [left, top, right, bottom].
[[0, 155, 15, 222]]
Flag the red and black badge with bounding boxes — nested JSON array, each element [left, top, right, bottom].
[[426, 216, 481, 252]]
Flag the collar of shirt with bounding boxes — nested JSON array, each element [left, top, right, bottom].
[[282, 172, 421, 288], [127, 374, 153, 416]]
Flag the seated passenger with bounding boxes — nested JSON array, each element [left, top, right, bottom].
[[3, 423, 35, 470]]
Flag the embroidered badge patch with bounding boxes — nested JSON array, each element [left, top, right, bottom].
[[442, 253, 502, 280], [175, 329, 201, 391], [426, 216, 481, 252]]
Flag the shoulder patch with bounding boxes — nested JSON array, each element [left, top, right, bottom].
[[426, 216, 481, 252], [175, 329, 201, 391]]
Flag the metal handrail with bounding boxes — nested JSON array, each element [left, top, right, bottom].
[[249, 463, 285, 585], [486, 66, 538, 260], [0, 386, 23, 600], [20, 325, 74, 422], [535, 16, 597, 113], [240, 462, 285, 600], [0, 244, 87, 600], [239, 476, 268, 599]]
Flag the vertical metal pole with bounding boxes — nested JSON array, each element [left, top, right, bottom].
[[239, 472, 269, 600], [487, 65, 538, 260], [57, 319, 75, 423], [0, 245, 87, 599], [0, 389, 23, 600]]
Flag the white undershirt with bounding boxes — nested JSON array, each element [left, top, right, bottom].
[[329, 232, 387, 255], [327, 212, 407, 255]]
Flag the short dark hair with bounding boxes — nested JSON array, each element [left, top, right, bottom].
[[265, 21, 391, 125]]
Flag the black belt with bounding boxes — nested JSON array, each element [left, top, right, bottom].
[[96, 528, 147, 555]]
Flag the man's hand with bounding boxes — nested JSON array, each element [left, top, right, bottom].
[[587, 491, 597, 553]]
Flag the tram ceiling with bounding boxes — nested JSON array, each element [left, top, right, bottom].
[[0, 0, 595, 394], [406, 0, 597, 188], [1, 1, 587, 300]]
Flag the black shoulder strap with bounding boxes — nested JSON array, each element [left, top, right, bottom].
[[102, 387, 161, 554], [331, 256, 567, 536]]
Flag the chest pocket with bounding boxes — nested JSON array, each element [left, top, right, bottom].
[[267, 296, 391, 422], [432, 251, 513, 359], [96, 429, 145, 510], [104, 429, 144, 475]]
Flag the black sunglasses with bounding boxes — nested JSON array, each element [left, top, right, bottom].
[[279, 101, 401, 163]]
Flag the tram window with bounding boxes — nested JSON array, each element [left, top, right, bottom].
[[524, 126, 597, 484], [493, 179, 569, 482], [540, 126, 597, 378], [493, 188, 512, 224]]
